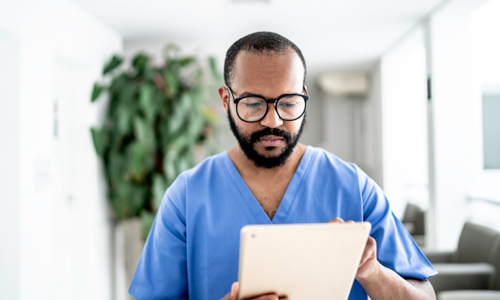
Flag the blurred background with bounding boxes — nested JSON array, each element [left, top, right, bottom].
[[1, 0, 499, 299]]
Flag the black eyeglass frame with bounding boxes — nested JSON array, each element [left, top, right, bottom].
[[226, 86, 309, 123]]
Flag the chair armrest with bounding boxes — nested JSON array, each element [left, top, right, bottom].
[[404, 222, 415, 234], [424, 251, 455, 263], [438, 290, 500, 300], [412, 235, 426, 247], [430, 263, 496, 293]]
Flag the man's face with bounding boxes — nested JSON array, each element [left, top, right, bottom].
[[223, 50, 306, 168]]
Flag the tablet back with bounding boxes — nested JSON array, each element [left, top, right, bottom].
[[238, 222, 371, 300]]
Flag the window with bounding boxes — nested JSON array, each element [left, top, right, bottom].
[[483, 91, 500, 169]]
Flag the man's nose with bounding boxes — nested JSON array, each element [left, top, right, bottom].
[[259, 104, 283, 128]]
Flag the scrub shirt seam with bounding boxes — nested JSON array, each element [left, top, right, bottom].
[[281, 146, 315, 222], [183, 172, 188, 224], [129, 286, 152, 300], [353, 164, 367, 221], [159, 173, 187, 243], [415, 264, 438, 279], [164, 194, 187, 242], [220, 153, 260, 223]]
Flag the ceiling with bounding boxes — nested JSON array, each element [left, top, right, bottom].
[[73, 0, 446, 71]]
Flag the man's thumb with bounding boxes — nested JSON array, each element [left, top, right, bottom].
[[230, 282, 239, 300]]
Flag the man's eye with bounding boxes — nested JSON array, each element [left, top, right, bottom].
[[279, 101, 297, 108], [242, 100, 264, 109], [247, 103, 262, 108]]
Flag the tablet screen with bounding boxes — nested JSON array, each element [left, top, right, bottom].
[[238, 222, 371, 300]]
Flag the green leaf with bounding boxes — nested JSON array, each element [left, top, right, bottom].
[[141, 211, 155, 243], [117, 105, 133, 136], [208, 56, 221, 80], [187, 114, 204, 139], [132, 53, 150, 71], [110, 73, 128, 93], [129, 185, 147, 216], [168, 107, 185, 135], [178, 156, 191, 173], [201, 106, 218, 124], [112, 183, 147, 219], [159, 119, 173, 151], [179, 56, 195, 67], [162, 44, 181, 61], [164, 72, 179, 96], [152, 174, 167, 210], [154, 90, 169, 117], [109, 150, 127, 186], [170, 134, 190, 149], [103, 55, 123, 75], [179, 92, 192, 112], [91, 83, 104, 102], [133, 117, 154, 149], [163, 149, 178, 183], [90, 127, 109, 157], [139, 84, 155, 123], [118, 83, 137, 106], [129, 142, 146, 182]]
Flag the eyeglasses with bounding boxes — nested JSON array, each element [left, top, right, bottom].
[[226, 86, 309, 123]]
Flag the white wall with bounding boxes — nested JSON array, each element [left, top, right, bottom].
[[467, 0, 500, 230], [317, 63, 384, 188], [0, 27, 21, 300], [380, 26, 429, 218], [0, 0, 122, 299], [427, 0, 489, 250], [362, 62, 384, 188]]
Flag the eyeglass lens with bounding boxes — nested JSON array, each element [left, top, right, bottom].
[[237, 95, 306, 122]]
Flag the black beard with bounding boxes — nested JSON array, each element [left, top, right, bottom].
[[227, 105, 306, 169]]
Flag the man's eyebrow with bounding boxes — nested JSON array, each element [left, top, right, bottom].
[[234, 92, 300, 99], [235, 91, 262, 98], [234, 90, 301, 98]]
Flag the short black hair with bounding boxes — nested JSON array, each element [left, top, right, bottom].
[[223, 31, 307, 87]]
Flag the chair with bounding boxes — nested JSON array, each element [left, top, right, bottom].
[[402, 203, 426, 246], [425, 222, 500, 299], [437, 234, 500, 299], [438, 291, 500, 300]]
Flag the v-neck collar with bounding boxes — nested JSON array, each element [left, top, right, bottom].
[[221, 146, 314, 224]]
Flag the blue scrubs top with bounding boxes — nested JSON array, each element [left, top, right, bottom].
[[129, 146, 437, 300]]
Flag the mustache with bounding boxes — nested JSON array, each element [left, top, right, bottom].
[[249, 127, 292, 144]]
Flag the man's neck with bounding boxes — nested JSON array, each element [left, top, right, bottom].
[[227, 143, 307, 180]]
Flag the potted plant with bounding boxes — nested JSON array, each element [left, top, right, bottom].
[[90, 45, 221, 294]]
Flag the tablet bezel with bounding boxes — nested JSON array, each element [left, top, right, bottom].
[[237, 222, 371, 300]]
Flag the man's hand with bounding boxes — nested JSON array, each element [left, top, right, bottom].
[[328, 217, 381, 281], [219, 282, 288, 300], [328, 217, 436, 300]]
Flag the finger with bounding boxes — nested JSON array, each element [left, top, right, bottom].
[[255, 295, 279, 300], [230, 282, 239, 300], [238, 290, 280, 300], [359, 237, 377, 267], [244, 294, 279, 300], [346, 220, 355, 224], [328, 217, 344, 223]]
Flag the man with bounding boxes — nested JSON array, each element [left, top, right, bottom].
[[128, 31, 437, 300]]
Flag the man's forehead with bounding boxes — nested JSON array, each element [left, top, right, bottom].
[[233, 49, 300, 69], [231, 49, 304, 93]]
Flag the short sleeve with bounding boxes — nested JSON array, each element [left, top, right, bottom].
[[356, 166, 437, 280], [128, 174, 188, 300]]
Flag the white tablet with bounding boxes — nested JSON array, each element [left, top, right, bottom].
[[237, 222, 371, 300]]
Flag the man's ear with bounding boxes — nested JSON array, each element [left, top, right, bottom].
[[218, 86, 229, 114]]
